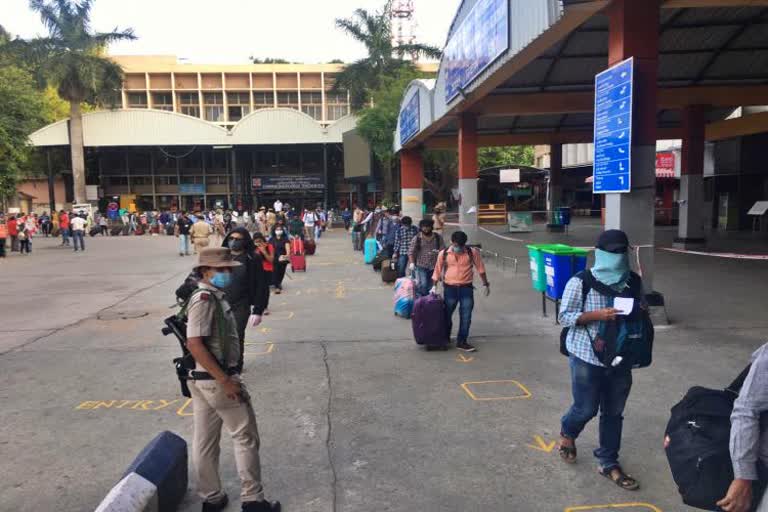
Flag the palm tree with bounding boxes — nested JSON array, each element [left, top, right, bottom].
[[334, 1, 441, 110], [24, 0, 136, 204]]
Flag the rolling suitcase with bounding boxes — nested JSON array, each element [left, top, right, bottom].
[[290, 254, 306, 272], [89, 226, 101, 237], [121, 226, 130, 236], [304, 239, 316, 255], [111, 226, 123, 236], [364, 238, 377, 264], [135, 226, 145, 236], [165, 224, 175, 236], [411, 293, 450, 349], [291, 238, 304, 255], [393, 277, 415, 318], [372, 252, 388, 271], [381, 259, 397, 283]]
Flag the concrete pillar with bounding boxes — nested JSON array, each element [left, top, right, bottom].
[[604, 0, 660, 293], [674, 105, 707, 249], [400, 148, 424, 222], [547, 143, 563, 211], [458, 113, 479, 227]]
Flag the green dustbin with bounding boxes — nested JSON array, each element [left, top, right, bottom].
[[526, 244, 572, 292]]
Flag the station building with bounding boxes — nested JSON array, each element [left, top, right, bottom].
[[28, 55, 437, 212]]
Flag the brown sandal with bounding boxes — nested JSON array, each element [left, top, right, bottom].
[[599, 466, 640, 491], [558, 437, 577, 463]]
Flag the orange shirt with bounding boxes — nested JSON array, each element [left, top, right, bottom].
[[432, 247, 486, 286]]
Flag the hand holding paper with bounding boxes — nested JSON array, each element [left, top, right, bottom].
[[613, 297, 635, 316]]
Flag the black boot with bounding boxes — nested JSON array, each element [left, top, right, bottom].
[[201, 495, 229, 512]]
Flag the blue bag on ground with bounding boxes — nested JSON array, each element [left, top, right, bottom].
[[364, 238, 377, 264], [394, 277, 415, 318]]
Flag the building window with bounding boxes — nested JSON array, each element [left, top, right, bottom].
[[127, 92, 148, 108], [300, 91, 323, 120], [151, 92, 173, 111], [207, 175, 228, 185], [203, 92, 225, 122], [156, 176, 178, 185], [178, 92, 200, 118], [108, 176, 129, 186], [130, 176, 151, 185], [326, 91, 349, 121], [227, 92, 251, 121], [253, 91, 274, 110], [180, 175, 204, 184], [277, 92, 299, 110]]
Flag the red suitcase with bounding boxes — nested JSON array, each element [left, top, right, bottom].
[[291, 238, 304, 255], [290, 254, 306, 272]]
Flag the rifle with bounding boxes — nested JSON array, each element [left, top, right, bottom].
[[162, 315, 196, 398]]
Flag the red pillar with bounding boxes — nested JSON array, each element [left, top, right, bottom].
[[675, 104, 707, 247], [400, 148, 424, 222], [604, 0, 661, 292], [458, 113, 479, 225]]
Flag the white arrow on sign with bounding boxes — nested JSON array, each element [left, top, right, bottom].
[[620, 71, 627, 78], [620, 101, 626, 109]]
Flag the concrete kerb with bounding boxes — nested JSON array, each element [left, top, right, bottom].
[[94, 431, 188, 512]]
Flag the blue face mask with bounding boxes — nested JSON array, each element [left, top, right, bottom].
[[451, 245, 463, 253], [592, 249, 630, 286], [210, 271, 232, 289]]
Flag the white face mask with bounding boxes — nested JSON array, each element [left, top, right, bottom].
[[275, 230, 284, 236]]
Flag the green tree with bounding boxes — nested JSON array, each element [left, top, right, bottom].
[[250, 57, 292, 64], [356, 68, 422, 201], [0, 66, 48, 204], [478, 146, 535, 170], [334, 1, 441, 109], [16, 0, 136, 203]]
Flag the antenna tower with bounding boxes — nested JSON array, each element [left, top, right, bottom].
[[391, 0, 418, 60]]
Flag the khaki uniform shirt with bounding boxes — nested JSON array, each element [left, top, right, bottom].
[[190, 220, 211, 242], [186, 282, 241, 368]]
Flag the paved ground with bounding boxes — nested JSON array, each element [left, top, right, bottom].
[[0, 228, 766, 512]]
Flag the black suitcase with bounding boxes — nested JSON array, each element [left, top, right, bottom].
[[372, 252, 387, 271], [89, 226, 101, 237], [665, 365, 767, 510], [110, 226, 123, 236], [381, 260, 397, 283]]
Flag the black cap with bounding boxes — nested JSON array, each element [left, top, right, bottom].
[[596, 229, 629, 253]]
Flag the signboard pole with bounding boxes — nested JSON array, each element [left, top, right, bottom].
[[603, 0, 661, 296]]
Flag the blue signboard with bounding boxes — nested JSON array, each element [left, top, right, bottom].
[[399, 91, 420, 145], [593, 57, 634, 194], [444, 0, 509, 103], [179, 184, 205, 195]]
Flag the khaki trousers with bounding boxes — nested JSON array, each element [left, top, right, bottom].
[[189, 376, 264, 504], [193, 238, 210, 254]]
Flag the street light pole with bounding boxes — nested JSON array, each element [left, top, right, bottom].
[[47, 149, 56, 214]]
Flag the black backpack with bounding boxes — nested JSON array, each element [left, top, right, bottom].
[[175, 271, 201, 304], [665, 365, 767, 510]]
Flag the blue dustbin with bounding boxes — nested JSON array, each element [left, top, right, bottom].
[[558, 206, 572, 226], [542, 247, 588, 300]]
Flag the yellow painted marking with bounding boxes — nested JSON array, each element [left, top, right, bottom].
[[244, 342, 275, 355], [177, 398, 193, 417], [75, 399, 182, 412], [456, 354, 474, 363], [527, 435, 556, 453], [259, 327, 271, 334], [335, 281, 346, 299], [461, 380, 532, 401], [565, 504, 662, 512]]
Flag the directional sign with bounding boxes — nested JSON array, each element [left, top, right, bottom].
[[593, 57, 634, 194], [399, 91, 420, 145]]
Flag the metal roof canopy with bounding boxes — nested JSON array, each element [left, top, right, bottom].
[[398, 0, 768, 150]]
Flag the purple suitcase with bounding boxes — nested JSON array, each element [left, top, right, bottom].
[[411, 293, 450, 348]]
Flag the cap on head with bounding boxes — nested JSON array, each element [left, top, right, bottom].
[[596, 229, 629, 254], [194, 247, 242, 271]]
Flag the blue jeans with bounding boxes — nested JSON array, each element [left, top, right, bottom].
[[561, 356, 633, 470], [61, 228, 70, 245], [72, 230, 85, 251], [396, 254, 409, 278], [444, 285, 474, 343], [178, 234, 190, 255], [414, 266, 433, 297]]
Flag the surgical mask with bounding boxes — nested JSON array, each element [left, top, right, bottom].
[[592, 249, 630, 287], [210, 271, 232, 289], [451, 245, 463, 253], [275, 229, 284, 236], [228, 239, 245, 252]]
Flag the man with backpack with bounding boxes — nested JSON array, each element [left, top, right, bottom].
[[407, 219, 444, 297], [718, 343, 768, 512], [392, 216, 418, 278], [557, 229, 647, 492], [431, 230, 489, 353], [376, 208, 399, 258], [184, 248, 280, 512]]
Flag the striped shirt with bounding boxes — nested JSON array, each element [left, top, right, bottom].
[[558, 275, 610, 367], [393, 225, 418, 256], [730, 343, 768, 480]]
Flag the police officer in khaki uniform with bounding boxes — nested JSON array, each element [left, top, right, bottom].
[[190, 213, 212, 254], [185, 248, 280, 512]]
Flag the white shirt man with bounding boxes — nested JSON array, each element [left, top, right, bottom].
[[70, 216, 87, 232], [273, 200, 283, 213]]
